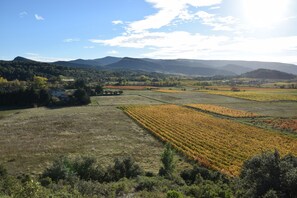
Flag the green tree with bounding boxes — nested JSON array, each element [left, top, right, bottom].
[[33, 76, 48, 89], [73, 89, 90, 105], [239, 150, 297, 197], [74, 79, 87, 89], [159, 144, 176, 177], [95, 85, 103, 95]]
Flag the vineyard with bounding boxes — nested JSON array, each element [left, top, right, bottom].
[[187, 104, 260, 117], [263, 118, 297, 133], [201, 90, 297, 101], [121, 104, 297, 176]]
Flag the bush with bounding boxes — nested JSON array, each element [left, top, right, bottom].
[[239, 150, 297, 197], [0, 164, 7, 178], [183, 182, 232, 198], [72, 156, 105, 182], [180, 165, 226, 185], [41, 156, 75, 182], [136, 176, 160, 191], [167, 190, 183, 198], [106, 156, 144, 182], [72, 88, 90, 105]]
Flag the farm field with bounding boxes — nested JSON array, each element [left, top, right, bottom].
[[0, 105, 190, 175], [248, 118, 297, 133], [1, 88, 296, 177], [263, 118, 297, 133], [104, 85, 156, 90], [123, 90, 297, 117], [90, 94, 163, 106], [122, 104, 297, 176], [200, 89, 297, 101], [186, 104, 260, 117], [155, 89, 183, 93]]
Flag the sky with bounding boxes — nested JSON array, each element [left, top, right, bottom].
[[0, 0, 297, 64]]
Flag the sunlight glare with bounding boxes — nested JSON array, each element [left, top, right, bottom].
[[242, 0, 289, 28]]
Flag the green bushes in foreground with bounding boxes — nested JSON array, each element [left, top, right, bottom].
[[1, 148, 297, 197]]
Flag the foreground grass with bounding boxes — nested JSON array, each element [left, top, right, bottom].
[[0, 106, 190, 175]]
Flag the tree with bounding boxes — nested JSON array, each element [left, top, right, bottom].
[[73, 89, 90, 105], [159, 144, 176, 177], [95, 85, 103, 95], [239, 150, 297, 198], [74, 79, 87, 89], [0, 77, 8, 84], [33, 76, 48, 89]]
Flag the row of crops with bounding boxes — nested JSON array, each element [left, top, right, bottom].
[[121, 104, 297, 176]]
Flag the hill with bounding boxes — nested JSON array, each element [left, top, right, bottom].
[[53, 56, 121, 68], [199, 60, 297, 75], [13, 56, 36, 62], [241, 68, 296, 79], [3, 56, 297, 77], [220, 64, 253, 75], [105, 57, 235, 76], [0, 59, 104, 81], [51, 57, 297, 76]]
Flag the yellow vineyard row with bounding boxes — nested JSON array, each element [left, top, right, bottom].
[[121, 104, 297, 176], [187, 104, 260, 117], [202, 90, 297, 101]]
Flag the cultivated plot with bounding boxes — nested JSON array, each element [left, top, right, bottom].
[[122, 104, 297, 176]]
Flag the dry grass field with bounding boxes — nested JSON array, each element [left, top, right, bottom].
[[0, 106, 192, 175]]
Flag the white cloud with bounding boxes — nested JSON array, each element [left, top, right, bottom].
[[63, 38, 80, 43], [19, 11, 28, 18], [127, 0, 222, 32], [210, 6, 220, 10], [35, 14, 44, 21], [83, 46, 95, 49], [195, 11, 237, 31], [91, 31, 297, 62], [108, 50, 119, 55], [112, 20, 123, 25]]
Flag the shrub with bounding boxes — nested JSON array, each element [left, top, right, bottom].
[[239, 150, 297, 197], [136, 176, 160, 191], [72, 156, 105, 182], [72, 88, 90, 105], [167, 190, 183, 198], [41, 156, 74, 182], [159, 144, 176, 178], [106, 156, 144, 182]]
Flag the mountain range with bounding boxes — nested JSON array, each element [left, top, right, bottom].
[[51, 56, 297, 76], [3, 56, 297, 78]]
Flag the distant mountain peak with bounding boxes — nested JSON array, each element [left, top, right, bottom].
[[241, 68, 296, 79], [13, 56, 35, 62]]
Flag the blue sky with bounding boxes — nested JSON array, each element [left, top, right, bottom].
[[1, 0, 297, 63]]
